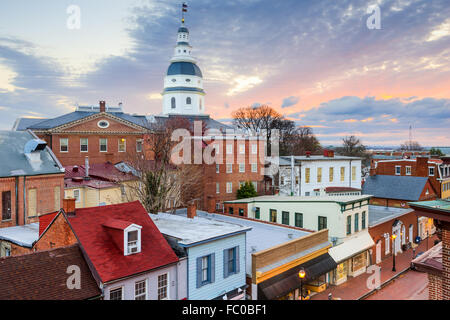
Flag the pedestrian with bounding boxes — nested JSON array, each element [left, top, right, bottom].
[[328, 293, 332, 300]]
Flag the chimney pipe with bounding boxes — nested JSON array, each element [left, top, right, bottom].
[[306, 151, 311, 158], [84, 156, 90, 180], [99, 101, 106, 113], [63, 198, 76, 216], [187, 202, 197, 219]]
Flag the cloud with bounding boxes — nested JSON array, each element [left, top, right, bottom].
[[281, 96, 299, 108]]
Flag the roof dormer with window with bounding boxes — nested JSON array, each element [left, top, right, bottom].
[[102, 218, 142, 256]]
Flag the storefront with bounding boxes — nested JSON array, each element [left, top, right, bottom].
[[328, 232, 374, 285], [257, 253, 337, 300]]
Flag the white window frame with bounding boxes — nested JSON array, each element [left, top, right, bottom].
[[73, 189, 81, 203], [109, 286, 124, 300], [157, 273, 169, 300], [118, 138, 126, 152], [251, 144, 257, 155], [80, 138, 88, 152], [226, 164, 233, 173], [429, 166, 435, 176], [124, 225, 142, 256], [60, 138, 68, 153], [239, 144, 245, 154], [216, 164, 220, 173], [252, 181, 258, 192], [251, 163, 257, 173], [406, 166, 411, 175], [100, 138, 108, 152], [395, 166, 401, 175], [226, 144, 233, 155], [134, 279, 147, 300], [226, 182, 233, 193], [216, 182, 220, 194], [385, 234, 390, 255], [239, 163, 245, 173]]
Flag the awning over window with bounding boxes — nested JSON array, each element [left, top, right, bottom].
[[258, 253, 337, 300], [328, 232, 375, 264]]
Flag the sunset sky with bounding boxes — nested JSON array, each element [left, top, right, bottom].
[[0, 0, 449, 146]]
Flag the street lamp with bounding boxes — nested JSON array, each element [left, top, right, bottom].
[[298, 268, 306, 301], [391, 234, 397, 272]]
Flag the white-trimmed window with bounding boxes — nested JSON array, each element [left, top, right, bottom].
[[406, 166, 411, 175], [118, 138, 126, 152], [100, 138, 107, 152], [216, 183, 220, 194], [135, 280, 147, 300], [136, 139, 143, 153], [125, 226, 142, 256], [73, 189, 81, 203], [214, 144, 220, 155], [252, 181, 258, 192], [239, 181, 245, 188], [385, 234, 390, 255], [80, 138, 88, 152], [226, 182, 233, 193], [60, 138, 68, 152], [226, 164, 233, 173], [216, 164, 220, 173], [158, 274, 168, 300], [251, 163, 257, 173], [395, 166, 401, 175], [109, 287, 123, 300], [239, 163, 245, 173], [251, 144, 257, 154], [429, 167, 435, 176], [226, 144, 233, 154], [239, 144, 245, 154]]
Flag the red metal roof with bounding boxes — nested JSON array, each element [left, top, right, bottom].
[[38, 212, 58, 236], [102, 218, 134, 230], [64, 161, 136, 182], [67, 201, 178, 283]]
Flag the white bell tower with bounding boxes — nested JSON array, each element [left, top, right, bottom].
[[162, 4, 205, 115]]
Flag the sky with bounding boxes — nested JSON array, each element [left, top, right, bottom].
[[0, 0, 449, 147]]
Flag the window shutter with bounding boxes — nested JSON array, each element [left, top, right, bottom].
[[223, 249, 229, 278], [210, 253, 215, 283], [196, 257, 202, 288], [235, 246, 240, 274]]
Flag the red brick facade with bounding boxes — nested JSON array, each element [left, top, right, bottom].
[[442, 226, 450, 300], [202, 138, 265, 212], [368, 210, 419, 263], [34, 213, 78, 252], [429, 273, 443, 300], [35, 115, 147, 166], [0, 174, 64, 228]]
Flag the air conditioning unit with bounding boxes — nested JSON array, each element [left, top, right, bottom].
[[128, 241, 138, 254]]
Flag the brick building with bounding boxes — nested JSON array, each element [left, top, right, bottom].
[[368, 205, 419, 264], [370, 157, 445, 198], [409, 199, 450, 300], [362, 175, 438, 208], [13, 102, 149, 166], [0, 131, 64, 230]]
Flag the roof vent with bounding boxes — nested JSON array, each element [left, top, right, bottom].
[[73, 166, 78, 172], [24, 139, 47, 168], [288, 233, 293, 239]]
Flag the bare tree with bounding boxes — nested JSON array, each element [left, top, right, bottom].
[[279, 125, 322, 156], [336, 135, 370, 166], [399, 140, 423, 151]]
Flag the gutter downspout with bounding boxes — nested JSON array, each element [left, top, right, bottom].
[[23, 176, 26, 225], [175, 260, 179, 300], [291, 156, 294, 196], [349, 160, 352, 188], [15, 177, 19, 225]]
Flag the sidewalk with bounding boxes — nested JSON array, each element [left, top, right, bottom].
[[310, 235, 438, 300]]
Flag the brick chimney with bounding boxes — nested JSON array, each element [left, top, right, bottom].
[[63, 198, 76, 216], [306, 151, 311, 158], [99, 100, 106, 113], [187, 202, 197, 219], [416, 157, 428, 177], [323, 149, 334, 157], [370, 167, 376, 176]]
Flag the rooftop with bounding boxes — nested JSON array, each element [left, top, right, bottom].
[[0, 223, 39, 247], [224, 194, 371, 204], [0, 131, 64, 177], [362, 175, 430, 201], [279, 155, 362, 165], [0, 244, 101, 300], [368, 205, 414, 227], [149, 211, 251, 247], [411, 241, 442, 276], [67, 201, 179, 283], [408, 199, 450, 213]]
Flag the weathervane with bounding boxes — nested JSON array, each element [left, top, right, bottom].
[[181, 3, 188, 24]]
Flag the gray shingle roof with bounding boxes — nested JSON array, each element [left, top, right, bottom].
[[0, 131, 64, 177], [362, 175, 429, 201], [153, 114, 232, 131]]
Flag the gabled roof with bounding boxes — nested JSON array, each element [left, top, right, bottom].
[[0, 223, 39, 247], [15, 111, 149, 131], [67, 201, 179, 283], [0, 130, 64, 177], [362, 175, 429, 201], [65, 162, 136, 182], [0, 245, 101, 300]]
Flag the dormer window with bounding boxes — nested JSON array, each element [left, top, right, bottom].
[[127, 230, 138, 254], [124, 225, 142, 256]]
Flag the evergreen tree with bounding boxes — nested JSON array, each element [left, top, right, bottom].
[[236, 181, 258, 199]]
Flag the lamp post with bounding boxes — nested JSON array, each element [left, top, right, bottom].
[[391, 234, 397, 272], [426, 230, 429, 251], [298, 268, 306, 301]]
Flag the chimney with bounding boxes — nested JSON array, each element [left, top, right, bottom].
[[84, 156, 90, 180], [73, 165, 78, 172], [99, 100, 106, 113], [306, 151, 311, 158], [187, 202, 197, 219], [63, 198, 76, 216], [416, 157, 428, 177], [370, 167, 376, 176], [323, 149, 334, 157]]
